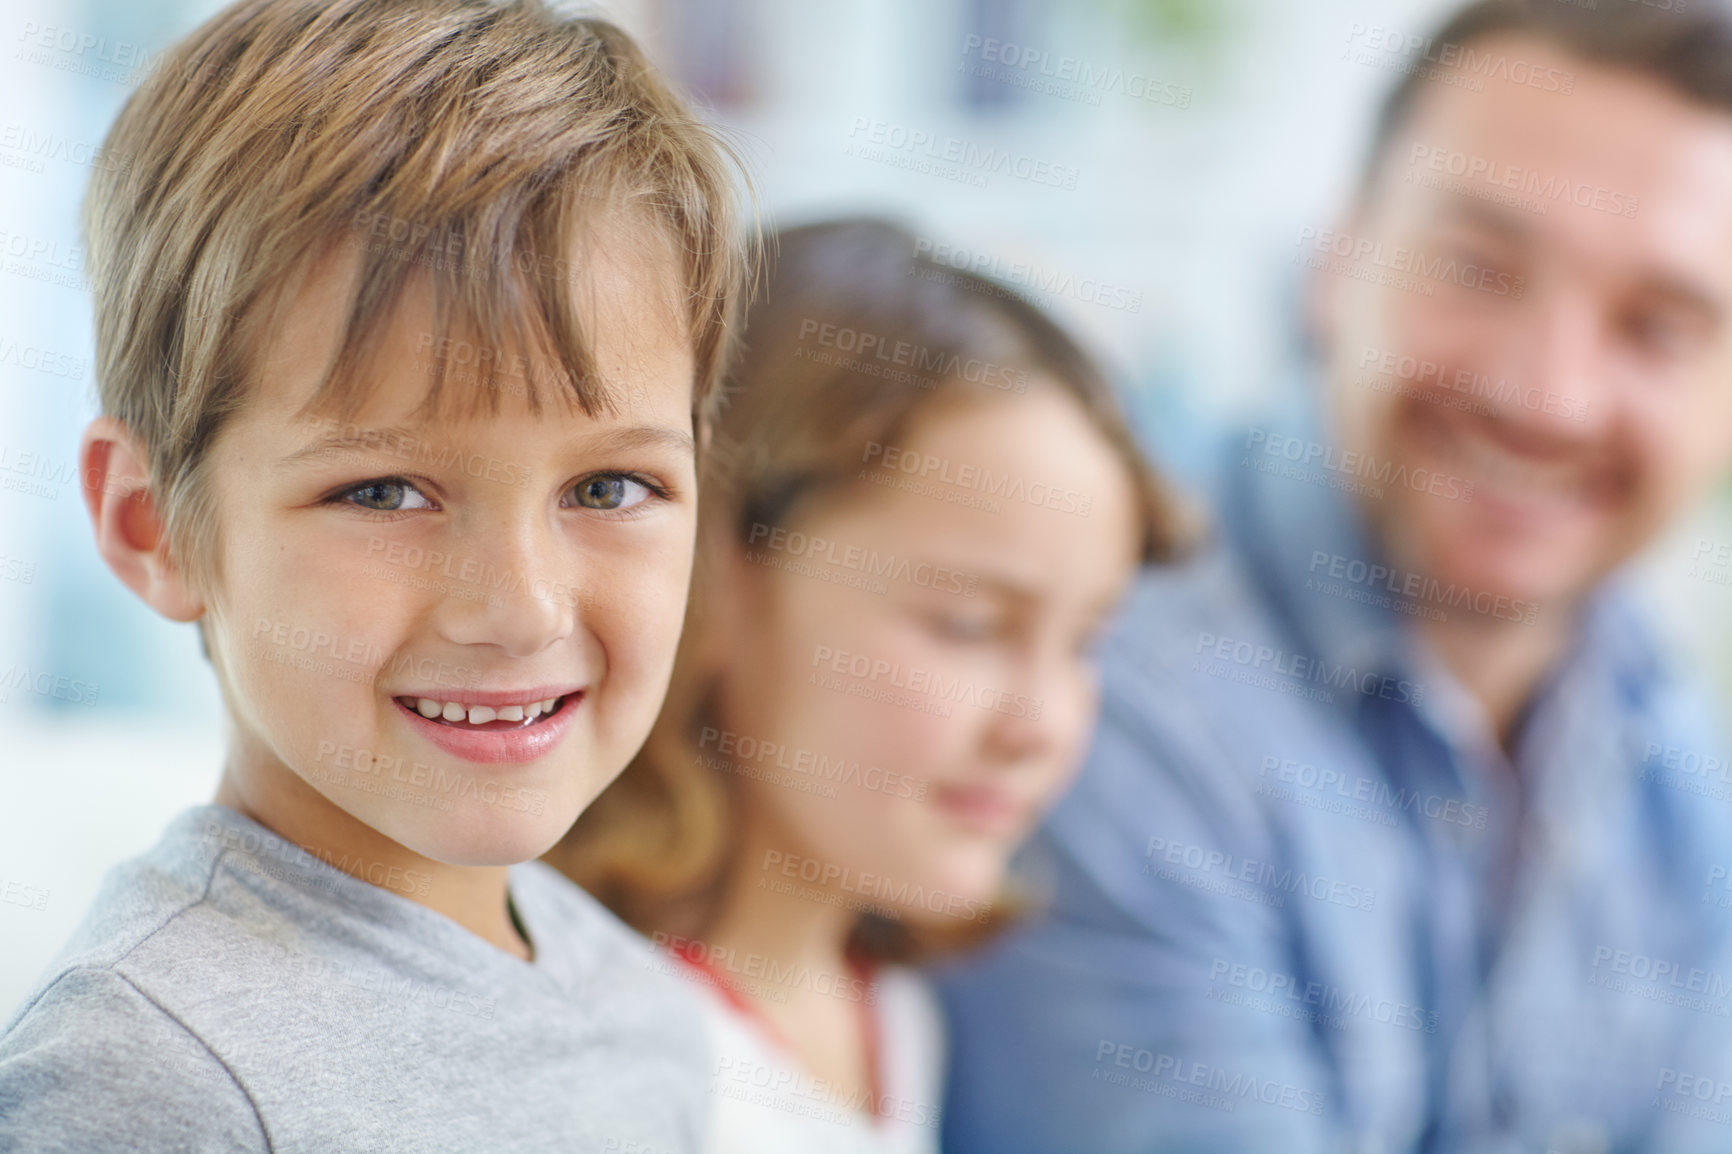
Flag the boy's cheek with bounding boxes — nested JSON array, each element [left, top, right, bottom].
[[218, 592, 401, 752], [585, 547, 694, 666]]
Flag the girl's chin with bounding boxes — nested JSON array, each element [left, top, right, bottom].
[[906, 858, 1007, 910]]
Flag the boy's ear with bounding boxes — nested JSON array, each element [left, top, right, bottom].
[[80, 417, 206, 623]]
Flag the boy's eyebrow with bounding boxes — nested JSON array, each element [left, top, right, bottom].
[[277, 424, 428, 468], [276, 422, 696, 469], [585, 425, 696, 456]]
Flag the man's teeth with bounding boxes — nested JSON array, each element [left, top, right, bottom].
[[411, 696, 562, 725], [1452, 432, 1583, 498]]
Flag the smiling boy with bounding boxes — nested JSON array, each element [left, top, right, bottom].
[[0, 1, 744, 1150]]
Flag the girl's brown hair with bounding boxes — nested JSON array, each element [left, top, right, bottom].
[[546, 217, 1188, 957]]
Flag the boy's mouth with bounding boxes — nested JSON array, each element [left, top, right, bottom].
[[394, 694, 575, 731]]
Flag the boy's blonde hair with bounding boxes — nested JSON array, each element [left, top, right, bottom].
[[84, 0, 748, 589]]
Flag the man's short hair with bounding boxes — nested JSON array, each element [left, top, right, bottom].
[[84, 0, 748, 588], [1362, 0, 1732, 193]]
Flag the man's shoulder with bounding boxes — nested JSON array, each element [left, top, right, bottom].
[[1044, 538, 1382, 897], [1612, 605, 1732, 842], [1090, 538, 1346, 776], [1106, 536, 1284, 674]]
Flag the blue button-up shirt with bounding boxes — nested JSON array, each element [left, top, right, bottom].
[[937, 416, 1732, 1154]]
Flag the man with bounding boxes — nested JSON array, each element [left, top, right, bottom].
[[940, 2, 1732, 1151]]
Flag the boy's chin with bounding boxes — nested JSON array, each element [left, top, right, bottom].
[[380, 806, 578, 870]]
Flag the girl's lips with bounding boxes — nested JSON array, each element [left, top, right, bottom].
[[393, 691, 583, 766], [933, 783, 1030, 838]]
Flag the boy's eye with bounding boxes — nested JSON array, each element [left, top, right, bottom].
[[568, 473, 654, 511], [340, 479, 434, 512]]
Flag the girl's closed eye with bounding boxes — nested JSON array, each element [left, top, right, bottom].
[[921, 606, 1003, 644], [565, 472, 669, 513], [1073, 620, 1110, 661]]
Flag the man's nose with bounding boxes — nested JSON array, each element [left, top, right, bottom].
[[1496, 293, 1612, 437]]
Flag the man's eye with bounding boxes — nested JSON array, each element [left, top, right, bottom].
[[1622, 308, 1700, 360], [1432, 234, 1516, 277], [339, 479, 433, 512], [1450, 245, 1508, 277], [569, 473, 654, 511]]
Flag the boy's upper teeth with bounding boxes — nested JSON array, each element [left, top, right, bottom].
[[412, 696, 561, 724]]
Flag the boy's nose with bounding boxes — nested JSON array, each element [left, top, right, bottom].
[[431, 521, 576, 657]]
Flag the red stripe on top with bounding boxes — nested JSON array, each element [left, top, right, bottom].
[[668, 944, 887, 1122]]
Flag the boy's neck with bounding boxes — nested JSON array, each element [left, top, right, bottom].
[[212, 763, 532, 961]]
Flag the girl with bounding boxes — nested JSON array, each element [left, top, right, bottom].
[[547, 217, 1186, 1153]]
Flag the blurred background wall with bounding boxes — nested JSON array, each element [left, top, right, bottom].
[[4, 0, 1728, 1006]]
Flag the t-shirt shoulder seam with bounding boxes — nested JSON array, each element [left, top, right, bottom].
[[106, 843, 230, 971], [2, 845, 227, 1030], [6, 965, 272, 1151], [108, 969, 274, 1150], [8, 845, 275, 1147]]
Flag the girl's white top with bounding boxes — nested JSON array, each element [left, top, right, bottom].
[[681, 958, 946, 1154]]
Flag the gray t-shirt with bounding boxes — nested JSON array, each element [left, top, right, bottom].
[[0, 805, 704, 1153]]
